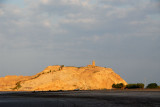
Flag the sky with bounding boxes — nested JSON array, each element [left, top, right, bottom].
[[0, 0, 160, 85]]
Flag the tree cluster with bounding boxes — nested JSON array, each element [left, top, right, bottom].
[[112, 83, 159, 89], [112, 83, 125, 89], [126, 83, 144, 89], [146, 83, 159, 89]]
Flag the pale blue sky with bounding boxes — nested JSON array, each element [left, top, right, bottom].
[[0, 0, 24, 7], [0, 0, 160, 85]]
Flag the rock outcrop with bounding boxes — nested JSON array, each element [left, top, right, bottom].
[[0, 65, 127, 91], [0, 75, 30, 91]]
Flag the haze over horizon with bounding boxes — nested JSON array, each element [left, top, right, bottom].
[[0, 0, 160, 85]]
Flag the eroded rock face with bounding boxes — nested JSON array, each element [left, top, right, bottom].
[[0, 66, 127, 91]]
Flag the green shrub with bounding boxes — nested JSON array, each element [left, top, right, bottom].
[[59, 65, 64, 70], [137, 83, 144, 88], [47, 70, 52, 73], [32, 74, 41, 79], [146, 83, 158, 89], [125, 83, 144, 89], [112, 83, 124, 89], [13, 81, 22, 90], [126, 84, 137, 89]]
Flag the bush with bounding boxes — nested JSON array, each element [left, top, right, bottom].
[[137, 83, 144, 88], [126, 84, 137, 89], [125, 83, 144, 89], [112, 83, 124, 89], [13, 81, 22, 90], [146, 83, 158, 89], [59, 65, 64, 70], [32, 74, 41, 79]]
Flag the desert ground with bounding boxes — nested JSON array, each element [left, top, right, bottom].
[[0, 89, 160, 107]]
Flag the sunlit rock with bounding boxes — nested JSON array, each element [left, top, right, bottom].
[[0, 61, 127, 91]]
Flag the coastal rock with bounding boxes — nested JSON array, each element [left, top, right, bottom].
[[0, 64, 127, 91], [20, 65, 127, 91]]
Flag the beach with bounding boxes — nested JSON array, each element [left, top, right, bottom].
[[0, 90, 160, 107]]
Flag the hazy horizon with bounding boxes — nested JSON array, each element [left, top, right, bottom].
[[0, 0, 160, 85]]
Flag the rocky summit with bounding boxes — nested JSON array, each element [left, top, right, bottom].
[[0, 62, 127, 91]]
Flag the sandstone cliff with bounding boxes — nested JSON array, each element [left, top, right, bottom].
[[0, 65, 127, 91]]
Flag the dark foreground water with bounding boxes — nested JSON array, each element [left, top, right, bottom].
[[0, 90, 160, 107]]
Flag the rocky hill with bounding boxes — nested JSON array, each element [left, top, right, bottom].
[[0, 64, 127, 91]]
